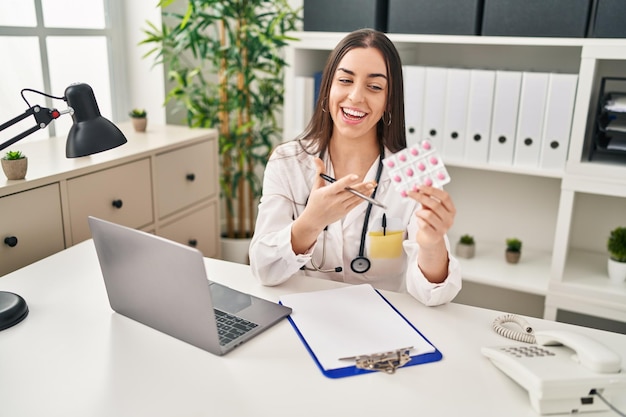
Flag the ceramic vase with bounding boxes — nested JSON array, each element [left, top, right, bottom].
[[1, 157, 28, 180], [607, 258, 626, 284], [455, 243, 475, 259], [132, 117, 147, 132], [505, 250, 521, 264]]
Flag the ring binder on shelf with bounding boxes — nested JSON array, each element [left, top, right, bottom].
[[340, 346, 413, 374]]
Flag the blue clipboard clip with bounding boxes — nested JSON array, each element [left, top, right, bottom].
[[339, 346, 413, 374]]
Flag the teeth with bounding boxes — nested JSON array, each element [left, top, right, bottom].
[[343, 108, 365, 118]]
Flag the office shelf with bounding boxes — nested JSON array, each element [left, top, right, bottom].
[[284, 32, 626, 328]]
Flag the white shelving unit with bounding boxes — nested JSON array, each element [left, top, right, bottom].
[[283, 32, 626, 330]]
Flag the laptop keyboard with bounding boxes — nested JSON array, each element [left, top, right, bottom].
[[214, 309, 259, 346]]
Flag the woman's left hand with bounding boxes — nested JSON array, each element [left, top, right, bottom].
[[406, 185, 456, 249]]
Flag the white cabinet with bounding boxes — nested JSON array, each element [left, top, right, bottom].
[[284, 32, 626, 329], [0, 184, 65, 276], [0, 123, 220, 276]]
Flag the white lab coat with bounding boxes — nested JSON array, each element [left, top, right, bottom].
[[249, 139, 462, 306]]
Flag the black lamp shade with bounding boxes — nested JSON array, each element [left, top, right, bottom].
[[64, 83, 127, 158]]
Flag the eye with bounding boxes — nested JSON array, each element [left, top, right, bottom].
[[369, 84, 383, 91], [337, 77, 352, 84]]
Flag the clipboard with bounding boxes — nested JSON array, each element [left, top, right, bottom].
[[279, 284, 443, 378]]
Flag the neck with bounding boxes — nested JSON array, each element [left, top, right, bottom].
[[328, 136, 380, 181]]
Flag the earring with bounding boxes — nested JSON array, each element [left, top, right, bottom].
[[321, 97, 328, 113], [382, 111, 392, 126]]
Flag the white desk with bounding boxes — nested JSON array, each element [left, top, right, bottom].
[[1, 241, 625, 417]]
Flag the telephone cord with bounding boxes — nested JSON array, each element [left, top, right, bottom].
[[492, 314, 536, 343]]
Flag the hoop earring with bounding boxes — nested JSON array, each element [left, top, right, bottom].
[[321, 97, 328, 113], [382, 111, 392, 126]]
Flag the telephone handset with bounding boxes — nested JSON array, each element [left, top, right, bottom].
[[482, 315, 626, 415]]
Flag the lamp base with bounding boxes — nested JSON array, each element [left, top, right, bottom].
[[0, 291, 29, 331]]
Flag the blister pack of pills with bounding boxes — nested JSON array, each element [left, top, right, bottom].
[[383, 140, 451, 198]]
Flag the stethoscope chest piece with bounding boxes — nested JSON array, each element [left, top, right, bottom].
[[350, 256, 371, 274]]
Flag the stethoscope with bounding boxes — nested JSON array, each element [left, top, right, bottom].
[[303, 147, 384, 274]]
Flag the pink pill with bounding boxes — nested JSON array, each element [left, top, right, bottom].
[[400, 190, 408, 198], [422, 141, 431, 150], [417, 162, 426, 171], [429, 156, 439, 165], [387, 160, 395, 168], [410, 147, 419, 156], [393, 175, 402, 182], [437, 172, 446, 180], [406, 168, 414, 176], [399, 154, 407, 162], [424, 177, 433, 186]]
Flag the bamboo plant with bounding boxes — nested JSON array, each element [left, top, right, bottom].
[[142, 0, 300, 239]]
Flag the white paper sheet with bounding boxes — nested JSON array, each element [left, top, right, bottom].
[[279, 284, 435, 371]]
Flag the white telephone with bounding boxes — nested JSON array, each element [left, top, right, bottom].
[[482, 315, 626, 415]]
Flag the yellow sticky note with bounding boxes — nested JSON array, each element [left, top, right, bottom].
[[369, 231, 404, 259]]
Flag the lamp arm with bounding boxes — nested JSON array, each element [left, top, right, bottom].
[[0, 105, 62, 152]]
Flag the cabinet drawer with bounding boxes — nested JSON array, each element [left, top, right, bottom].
[[0, 184, 65, 276], [155, 140, 218, 218], [158, 202, 219, 258], [67, 159, 153, 244]]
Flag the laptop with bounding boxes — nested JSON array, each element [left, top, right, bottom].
[[88, 216, 292, 355]]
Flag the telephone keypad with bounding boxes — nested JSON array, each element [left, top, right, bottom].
[[500, 346, 556, 358]]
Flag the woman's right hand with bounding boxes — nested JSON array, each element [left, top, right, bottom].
[[290, 158, 374, 254]]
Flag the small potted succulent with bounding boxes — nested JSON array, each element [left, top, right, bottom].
[[129, 108, 147, 132], [607, 226, 626, 283], [455, 234, 475, 259], [1, 150, 28, 180], [505, 238, 522, 264]]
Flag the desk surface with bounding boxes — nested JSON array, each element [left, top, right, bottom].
[[1, 241, 625, 417]]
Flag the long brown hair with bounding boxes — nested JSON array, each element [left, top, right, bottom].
[[297, 28, 406, 155]]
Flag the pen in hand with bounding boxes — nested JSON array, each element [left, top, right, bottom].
[[320, 173, 387, 209]]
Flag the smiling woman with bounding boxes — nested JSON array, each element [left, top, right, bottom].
[[248, 29, 463, 307]]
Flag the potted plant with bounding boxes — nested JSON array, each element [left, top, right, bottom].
[[129, 108, 148, 132], [455, 234, 475, 259], [1, 150, 28, 180], [141, 0, 300, 262], [505, 238, 522, 264], [607, 226, 626, 283]]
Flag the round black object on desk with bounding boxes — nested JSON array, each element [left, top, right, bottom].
[[0, 291, 29, 331]]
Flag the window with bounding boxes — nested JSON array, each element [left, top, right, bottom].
[[0, 0, 123, 144]]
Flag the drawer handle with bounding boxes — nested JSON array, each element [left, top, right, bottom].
[[112, 199, 123, 209], [4, 236, 18, 247], [186, 173, 196, 182], [188, 239, 198, 247]]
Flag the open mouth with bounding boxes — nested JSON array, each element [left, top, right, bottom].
[[342, 107, 366, 120]]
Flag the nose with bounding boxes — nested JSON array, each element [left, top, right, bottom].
[[348, 84, 365, 103]]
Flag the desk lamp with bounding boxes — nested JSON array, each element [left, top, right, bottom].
[[0, 82, 127, 331]]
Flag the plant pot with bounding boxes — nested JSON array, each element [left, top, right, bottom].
[[1, 158, 28, 180], [131, 117, 147, 132], [220, 236, 252, 265], [505, 250, 521, 264], [455, 242, 475, 259], [607, 258, 626, 284]]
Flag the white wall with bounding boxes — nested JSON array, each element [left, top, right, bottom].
[[122, 1, 166, 125]]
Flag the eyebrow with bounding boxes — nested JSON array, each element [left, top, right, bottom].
[[337, 67, 388, 80]]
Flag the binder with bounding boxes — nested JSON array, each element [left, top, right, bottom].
[[488, 71, 522, 165], [279, 284, 442, 378], [464, 69, 496, 164], [514, 72, 550, 168], [294, 75, 315, 134], [421, 67, 448, 152], [539, 73, 578, 170], [443, 68, 471, 161], [402, 65, 426, 147]]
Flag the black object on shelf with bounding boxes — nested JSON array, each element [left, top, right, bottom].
[[589, 77, 626, 163], [303, 0, 388, 32], [481, 0, 592, 38], [587, 0, 626, 38], [387, 0, 483, 36]]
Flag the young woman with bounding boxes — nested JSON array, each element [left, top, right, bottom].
[[249, 29, 461, 306]]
